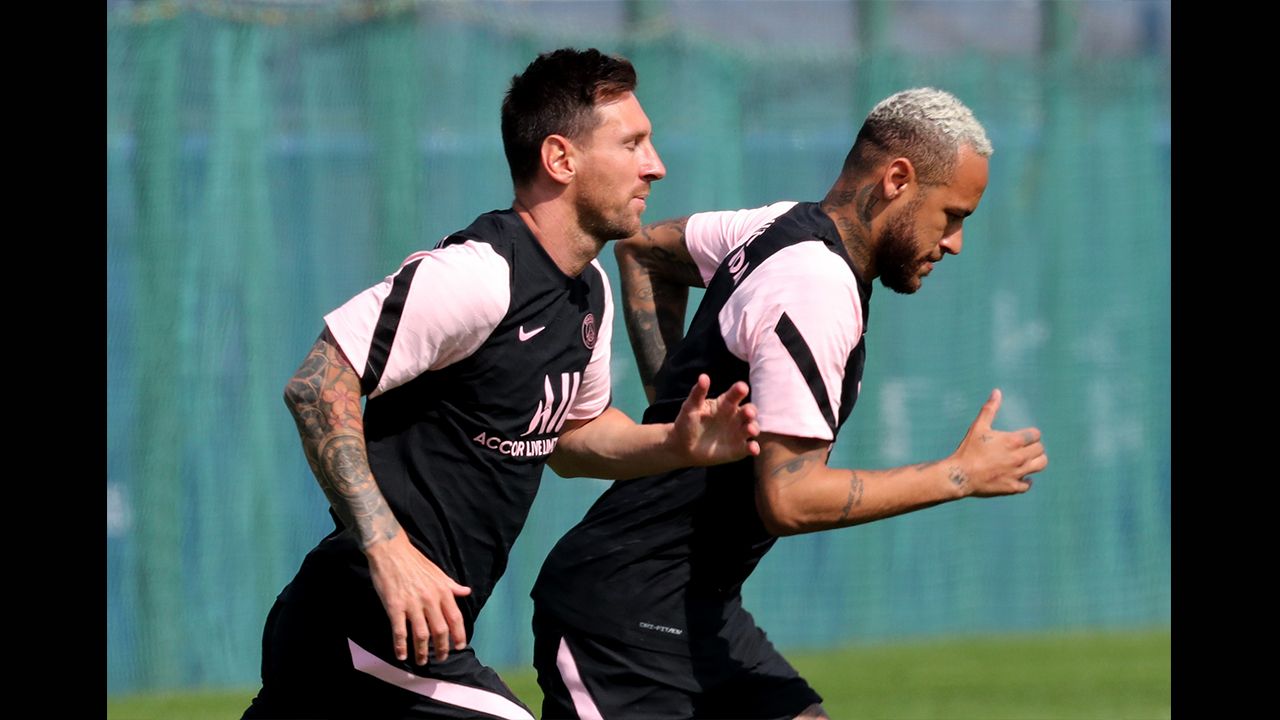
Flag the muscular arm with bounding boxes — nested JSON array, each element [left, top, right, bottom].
[[283, 328, 399, 547], [614, 217, 703, 403], [548, 374, 759, 480], [283, 328, 471, 665], [754, 390, 1048, 536]]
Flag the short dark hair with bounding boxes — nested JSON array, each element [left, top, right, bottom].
[[501, 48, 638, 188]]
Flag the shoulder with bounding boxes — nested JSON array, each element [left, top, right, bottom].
[[756, 239, 854, 284], [729, 240, 862, 341], [394, 239, 512, 324], [687, 201, 799, 241], [409, 236, 510, 284]]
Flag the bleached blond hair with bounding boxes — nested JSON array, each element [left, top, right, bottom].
[[844, 87, 992, 184]]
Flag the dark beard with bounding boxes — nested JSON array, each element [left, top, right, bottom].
[[576, 193, 637, 243], [877, 196, 925, 294]]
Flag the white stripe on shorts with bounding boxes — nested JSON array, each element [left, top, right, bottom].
[[347, 638, 534, 720], [556, 636, 604, 720]]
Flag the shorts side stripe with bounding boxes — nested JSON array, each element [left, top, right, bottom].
[[347, 638, 534, 720], [556, 637, 604, 720]]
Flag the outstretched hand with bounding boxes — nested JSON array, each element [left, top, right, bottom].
[[951, 389, 1048, 497], [672, 373, 761, 466], [365, 531, 472, 665]]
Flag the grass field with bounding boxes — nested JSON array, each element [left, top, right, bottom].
[[108, 627, 1170, 719]]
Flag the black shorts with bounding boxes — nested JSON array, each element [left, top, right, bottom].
[[243, 555, 534, 720], [532, 611, 821, 720]]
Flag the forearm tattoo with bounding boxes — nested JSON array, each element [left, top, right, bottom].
[[620, 261, 668, 391], [620, 218, 697, 390], [285, 331, 400, 548], [621, 281, 663, 389], [948, 465, 969, 489], [839, 471, 864, 522]]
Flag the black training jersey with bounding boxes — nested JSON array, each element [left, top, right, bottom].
[[533, 202, 871, 654], [306, 209, 613, 636]]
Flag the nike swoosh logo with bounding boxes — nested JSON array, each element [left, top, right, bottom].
[[518, 325, 546, 342]]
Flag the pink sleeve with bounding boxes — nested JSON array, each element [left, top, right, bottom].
[[684, 202, 798, 284], [718, 243, 863, 441], [564, 259, 614, 421], [323, 240, 510, 397]]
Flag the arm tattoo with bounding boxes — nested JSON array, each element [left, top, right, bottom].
[[619, 218, 696, 392], [285, 331, 401, 549], [768, 449, 826, 488], [622, 287, 666, 390], [948, 465, 969, 488], [839, 471, 864, 522], [319, 436, 399, 544], [638, 219, 702, 287], [644, 246, 703, 287]]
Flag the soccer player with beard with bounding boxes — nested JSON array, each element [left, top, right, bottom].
[[243, 48, 763, 720], [530, 88, 1050, 719]]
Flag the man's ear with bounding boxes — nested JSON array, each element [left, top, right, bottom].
[[881, 157, 916, 200], [540, 135, 576, 186]]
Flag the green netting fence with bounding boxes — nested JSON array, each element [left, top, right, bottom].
[[106, 2, 1170, 694]]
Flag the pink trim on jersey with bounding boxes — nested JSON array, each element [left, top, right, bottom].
[[556, 637, 605, 720], [684, 202, 798, 284], [563, 258, 613, 422], [347, 639, 535, 720], [718, 241, 863, 442], [324, 240, 510, 398]]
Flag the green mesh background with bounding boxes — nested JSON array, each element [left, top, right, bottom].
[[106, 3, 1170, 694]]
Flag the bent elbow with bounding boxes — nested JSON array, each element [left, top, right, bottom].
[[282, 373, 315, 413], [756, 497, 806, 537], [546, 457, 578, 479], [614, 235, 643, 267], [546, 450, 593, 480], [762, 515, 805, 537], [282, 381, 299, 411]]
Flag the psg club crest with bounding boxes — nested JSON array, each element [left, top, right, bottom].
[[581, 313, 597, 349]]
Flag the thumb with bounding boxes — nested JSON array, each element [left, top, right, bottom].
[[973, 388, 1002, 430], [450, 580, 473, 597]]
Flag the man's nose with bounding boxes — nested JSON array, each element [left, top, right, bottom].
[[941, 227, 963, 255], [642, 143, 666, 181]]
